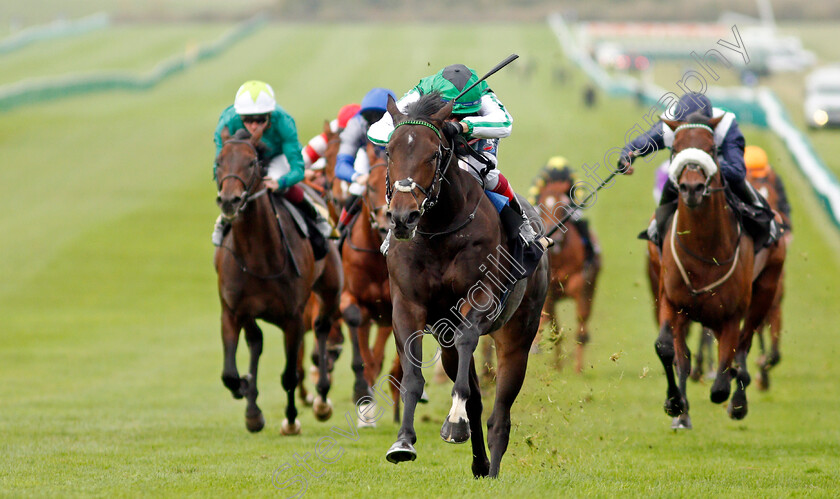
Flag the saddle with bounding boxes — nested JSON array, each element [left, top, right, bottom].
[[639, 185, 777, 252]]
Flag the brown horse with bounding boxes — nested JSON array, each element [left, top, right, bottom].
[[296, 121, 346, 407], [531, 166, 601, 372], [214, 128, 343, 434], [339, 153, 404, 425], [747, 165, 790, 390], [382, 93, 548, 478], [647, 115, 786, 429]]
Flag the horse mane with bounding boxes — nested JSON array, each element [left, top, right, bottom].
[[684, 111, 712, 126], [230, 128, 268, 163], [405, 91, 448, 121], [528, 165, 575, 204]]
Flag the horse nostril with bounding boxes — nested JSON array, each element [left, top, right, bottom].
[[406, 211, 420, 225], [216, 196, 222, 206]]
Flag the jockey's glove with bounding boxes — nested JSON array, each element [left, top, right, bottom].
[[617, 148, 636, 172], [443, 121, 464, 141]]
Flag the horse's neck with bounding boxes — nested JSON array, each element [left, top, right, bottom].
[[676, 192, 738, 253], [416, 161, 474, 233], [230, 197, 285, 265]]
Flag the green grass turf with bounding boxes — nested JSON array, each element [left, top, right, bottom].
[[1, 23, 839, 497], [0, 25, 232, 86]]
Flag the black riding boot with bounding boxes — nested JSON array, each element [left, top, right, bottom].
[[291, 198, 328, 261], [640, 180, 679, 248], [729, 176, 778, 250], [499, 204, 544, 281]]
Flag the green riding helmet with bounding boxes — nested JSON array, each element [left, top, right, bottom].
[[416, 64, 488, 115]]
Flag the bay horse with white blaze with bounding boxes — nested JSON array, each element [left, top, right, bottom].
[[214, 128, 343, 434], [649, 115, 786, 429], [383, 93, 548, 477]]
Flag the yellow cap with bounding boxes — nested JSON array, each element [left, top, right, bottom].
[[744, 145, 769, 178], [546, 156, 569, 169]]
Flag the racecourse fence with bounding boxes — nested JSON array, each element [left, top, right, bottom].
[[0, 13, 110, 55], [548, 13, 840, 230], [0, 14, 266, 113]]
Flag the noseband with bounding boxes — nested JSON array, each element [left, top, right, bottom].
[[216, 139, 268, 218], [669, 125, 725, 198], [385, 120, 453, 215]]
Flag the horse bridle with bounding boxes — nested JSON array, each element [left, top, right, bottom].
[[670, 124, 726, 198], [215, 139, 268, 219], [363, 161, 390, 233], [385, 119, 454, 215]]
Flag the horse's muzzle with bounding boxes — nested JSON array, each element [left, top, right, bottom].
[[387, 209, 420, 240], [217, 194, 243, 219], [679, 182, 705, 209]]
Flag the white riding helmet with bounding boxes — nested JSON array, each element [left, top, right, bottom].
[[233, 80, 276, 115]]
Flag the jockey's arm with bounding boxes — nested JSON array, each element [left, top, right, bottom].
[[717, 120, 747, 182], [460, 92, 512, 139], [335, 116, 370, 183], [367, 90, 421, 147], [273, 112, 305, 190], [624, 121, 666, 161]]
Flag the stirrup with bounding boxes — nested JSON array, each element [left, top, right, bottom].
[[519, 220, 538, 246]]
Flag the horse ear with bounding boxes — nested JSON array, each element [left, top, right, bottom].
[[386, 95, 405, 123], [661, 119, 681, 132], [432, 101, 454, 123], [707, 115, 723, 129], [220, 127, 231, 142], [323, 119, 331, 134]]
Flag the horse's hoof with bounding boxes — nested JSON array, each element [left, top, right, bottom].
[[670, 414, 692, 430], [756, 371, 770, 392], [313, 396, 333, 422], [304, 392, 316, 407], [385, 441, 417, 464], [356, 402, 378, 428], [245, 412, 265, 433], [710, 378, 730, 404], [663, 396, 684, 418], [222, 374, 245, 399], [419, 389, 429, 404], [440, 417, 470, 444], [689, 370, 702, 382], [728, 400, 749, 420], [280, 418, 301, 436]]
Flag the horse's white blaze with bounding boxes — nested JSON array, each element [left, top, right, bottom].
[[668, 147, 718, 184], [407, 133, 414, 147], [447, 395, 469, 423], [544, 195, 557, 209]]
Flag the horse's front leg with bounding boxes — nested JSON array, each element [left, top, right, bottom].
[[655, 299, 683, 418], [671, 314, 692, 429], [711, 318, 741, 404], [312, 308, 334, 422], [220, 307, 246, 399], [242, 319, 265, 432], [440, 311, 481, 444], [385, 290, 427, 464]]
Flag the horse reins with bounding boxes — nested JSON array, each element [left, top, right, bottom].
[[216, 138, 294, 279], [386, 119, 482, 238], [668, 124, 741, 296], [216, 139, 268, 218]]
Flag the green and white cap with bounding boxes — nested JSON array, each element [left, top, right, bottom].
[[416, 64, 487, 114], [234, 80, 276, 115]]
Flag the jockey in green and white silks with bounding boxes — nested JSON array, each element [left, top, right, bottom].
[[368, 64, 549, 251], [212, 80, 331, 258]]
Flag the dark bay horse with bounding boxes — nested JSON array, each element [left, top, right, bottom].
[[383, 93, 548, 477], [531, 166, 601, 372], [648, 116, 786, 429], [214, 128, 343, 434]]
